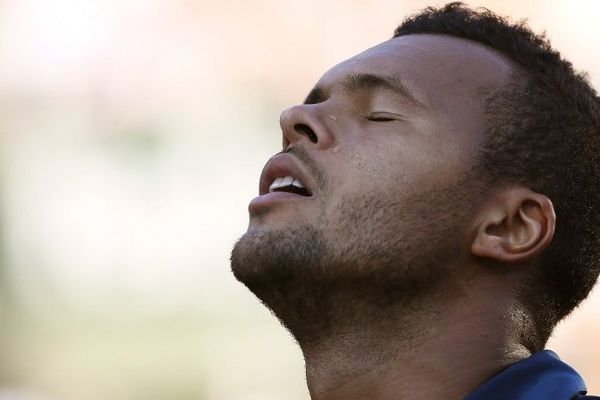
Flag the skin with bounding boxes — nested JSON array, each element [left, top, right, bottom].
[[232, 33, 556, 400]]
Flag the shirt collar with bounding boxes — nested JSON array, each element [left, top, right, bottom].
[[464, 350, 587, 400]]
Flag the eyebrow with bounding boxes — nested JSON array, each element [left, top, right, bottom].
[[303, 72, 426, 109]]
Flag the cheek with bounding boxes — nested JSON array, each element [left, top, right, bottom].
[[327, 133, 474, 209], [339, 138, 420, 190], [320, 142, 406, 221]]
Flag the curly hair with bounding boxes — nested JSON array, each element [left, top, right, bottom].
[[394, 2, 600, 350]]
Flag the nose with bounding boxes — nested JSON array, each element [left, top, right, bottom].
[[279, 104, 334, 149]]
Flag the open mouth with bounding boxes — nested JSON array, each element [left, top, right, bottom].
[[268, 175, 312, 197], [256, 152, 317, 203]]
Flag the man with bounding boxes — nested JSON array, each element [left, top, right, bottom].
[[231, 3, 600, 399]]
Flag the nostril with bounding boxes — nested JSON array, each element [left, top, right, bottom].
[[294, 123, 318, 143]]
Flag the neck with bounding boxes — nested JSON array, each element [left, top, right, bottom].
[[299, 276, 532, 400]]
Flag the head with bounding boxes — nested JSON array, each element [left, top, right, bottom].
[[231, 2, 600, 352]]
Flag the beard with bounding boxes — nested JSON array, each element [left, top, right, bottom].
[[231, 173, 480, 348]]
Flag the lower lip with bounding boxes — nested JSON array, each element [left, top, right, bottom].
[[249, 191, 313, 214]]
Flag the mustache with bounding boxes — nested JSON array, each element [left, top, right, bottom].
[[279, 145, 327, 189]]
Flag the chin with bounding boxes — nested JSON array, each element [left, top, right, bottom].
[[231, 225, 325, 284], [231, 226, 342, 344]]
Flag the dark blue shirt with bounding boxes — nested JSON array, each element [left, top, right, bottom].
[[464, 350, 599, 400]]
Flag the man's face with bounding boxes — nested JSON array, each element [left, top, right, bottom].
[[231, 34, 513, 343]]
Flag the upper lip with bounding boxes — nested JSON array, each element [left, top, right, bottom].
[[259, 152, 316, 196]]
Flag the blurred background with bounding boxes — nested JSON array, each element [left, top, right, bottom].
[[0, 0, 598, 399]]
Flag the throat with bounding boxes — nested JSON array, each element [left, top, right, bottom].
[[300, 297, 531, 400]]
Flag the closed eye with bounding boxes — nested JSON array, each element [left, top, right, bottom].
[[365, 112, 403, 122]]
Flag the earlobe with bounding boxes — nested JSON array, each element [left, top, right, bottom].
[[471, 189, 556, 263]]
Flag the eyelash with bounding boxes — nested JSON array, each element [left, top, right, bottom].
[[365, 112, 401, 122]]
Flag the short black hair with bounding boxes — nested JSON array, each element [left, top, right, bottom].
[[394, 2, 600, 350]]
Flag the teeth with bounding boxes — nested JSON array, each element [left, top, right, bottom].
[[281, 176, 294, 187], [269, 177, 283, 192], [269, 175, 304, 192]]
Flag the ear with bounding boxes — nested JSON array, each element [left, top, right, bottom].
[[471, 187, 556, 263]]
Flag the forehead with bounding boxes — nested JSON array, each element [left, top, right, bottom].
[[319, 33, 514, 109]]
